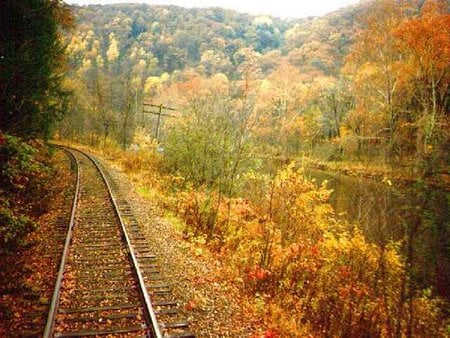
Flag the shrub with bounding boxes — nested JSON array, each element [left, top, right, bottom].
[[0, 202, 36, 250], [0, 133, 53, 252]]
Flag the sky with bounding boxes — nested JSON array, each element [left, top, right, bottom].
[[66, 0, 361, 19]]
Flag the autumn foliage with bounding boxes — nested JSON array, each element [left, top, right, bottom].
[[58, 0, 450, 335], [345, 0, 449, 171], [175, 165, 448, 336]]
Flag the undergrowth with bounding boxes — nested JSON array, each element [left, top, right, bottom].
[[0, 134, 54, 251]]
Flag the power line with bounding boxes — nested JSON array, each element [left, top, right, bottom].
[[142, 102, 178, 141]]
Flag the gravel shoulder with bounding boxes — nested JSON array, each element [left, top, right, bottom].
[[98, 156, 265, 337]]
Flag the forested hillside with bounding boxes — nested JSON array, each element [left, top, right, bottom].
[[60, 3, 362, 156], [61, 1, 448, 177], [66, 3, 358, 76]]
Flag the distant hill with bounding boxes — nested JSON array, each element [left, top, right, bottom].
[[66, 3, 363, 78]]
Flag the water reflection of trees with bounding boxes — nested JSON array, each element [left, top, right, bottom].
[[308, 169, 449, 302]]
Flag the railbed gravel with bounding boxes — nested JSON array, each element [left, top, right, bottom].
[[96, 156, 263, 337]]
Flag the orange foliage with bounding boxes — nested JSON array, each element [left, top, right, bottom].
[[394, 0, 450, 106]]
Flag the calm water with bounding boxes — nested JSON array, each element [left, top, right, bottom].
[[306, 169, 450, 300]]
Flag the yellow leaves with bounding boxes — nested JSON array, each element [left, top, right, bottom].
[[211, 72, 228, 84], [144, 75, 167, 95], [209, 73, 230, 93], [267, 61, 302, 95], [382, 176, 392, 186], [106, 33, 119, 62], [339, 125, 352, 138], [160, 72, 170, 82], [252, 15, 274, 27], [96, 55, 104, 68], [81, 58, 91, 70], [194, 247, 204, 257], [200, 49, 229, 76], [128, 75, 141, 88], [67, 35, 86, 54], [267, 164, 334, 242], [159, 160, 446, 336], [355, 61, 379, 82], [135, 59, 147, 71], [258, 79, 272, 93], [132, 126, 157, 149], [311, 75, 336, 92]]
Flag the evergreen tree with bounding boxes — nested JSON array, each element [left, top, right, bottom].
[[0, 0, 72, 139]]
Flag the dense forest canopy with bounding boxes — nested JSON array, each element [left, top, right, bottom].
[[66, 3, 358, 76]]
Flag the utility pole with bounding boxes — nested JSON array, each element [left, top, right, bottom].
[[142, 102, 177, 142]]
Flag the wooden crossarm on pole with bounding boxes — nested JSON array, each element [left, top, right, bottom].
[[142, 102, 178, 141], [142, 109, 177, 118]]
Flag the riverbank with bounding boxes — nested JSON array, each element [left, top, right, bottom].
[[301, 157, 450, 190]]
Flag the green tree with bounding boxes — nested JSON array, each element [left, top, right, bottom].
[[0, 0, 73, 140]]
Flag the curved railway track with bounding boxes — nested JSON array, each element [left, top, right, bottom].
[[44, 147, 194, 338]]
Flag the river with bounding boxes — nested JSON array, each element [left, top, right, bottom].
[[305, 169, 450, 301]]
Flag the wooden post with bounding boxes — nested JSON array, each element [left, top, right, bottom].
[[142, 102, 177, 142], [155, 104, 162, 141]]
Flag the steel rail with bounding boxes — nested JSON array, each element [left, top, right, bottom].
[[84, 150, 162, 338], [43, 147, 81, 338], [47, 145, 163, 337]]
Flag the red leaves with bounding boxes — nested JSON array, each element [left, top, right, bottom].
[[185, 300, 197, 311], [394, 4, 450, 71], [310, 245, 320, 257], [263, 329, 279, 338], [338, 265, 351, 278], [338, 284, 370, 300], [247, 266, 270, 282]]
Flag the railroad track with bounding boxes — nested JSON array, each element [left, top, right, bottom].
[[44, 146, 194, 338]]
